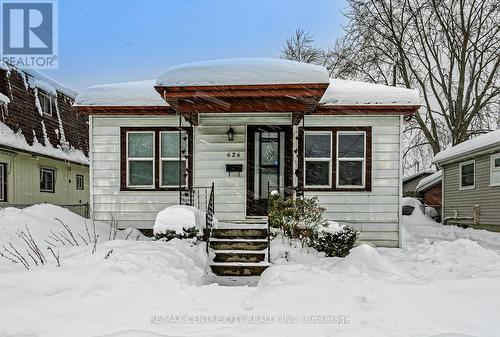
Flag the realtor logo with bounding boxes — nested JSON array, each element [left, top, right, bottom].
[[1, 0, 58, 68]]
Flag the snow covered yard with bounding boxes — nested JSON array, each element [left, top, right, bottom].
[[1, 202, 499, 337]]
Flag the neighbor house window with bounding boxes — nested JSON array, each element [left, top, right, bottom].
[[304, 131, 332, 187], [491, 154, 500, 186], [38, 90, 56, 116], [76, 174, 84, 190], [337, 131, 366, 188], [126, 131, 155, 188], [459, 160, 475, 190], [160, 131, 188, 187], [40, 168, 55, 193], [0, 163, 6, 202]]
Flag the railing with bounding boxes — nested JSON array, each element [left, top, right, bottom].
[[180, 186, 212, 211], [0, 203, 90, 218], [205, 183, 215, 253]]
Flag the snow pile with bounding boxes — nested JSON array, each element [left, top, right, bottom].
[[156, 58, 330, 87], [320, 78, 420, 105], [416, 170, 442, 192], [75, 79, 168, 107], [0, 92, 10, 105], [153, 205, 217, 236], [401, 197, 439, 228], [0, 204, 146, 248], [433, 129, 500, 164], [0, 122, 89, 165]]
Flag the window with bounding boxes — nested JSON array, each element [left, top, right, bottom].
[[76, 174, 84, 190], [126, 131, 155, 188], [160, 131, 188, 187], [491, 154, 500, 186], [304, 131, 332, 187], [337, 131, 366, 188], [0, 163, 6, 202], [38, 90, 56, 116], [459, 160, 475, 190], [40, 168, 55, 193]]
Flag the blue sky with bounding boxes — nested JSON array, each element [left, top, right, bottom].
[[43, 0, 347, 90]]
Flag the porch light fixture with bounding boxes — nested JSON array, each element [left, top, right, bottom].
[[226, 126, 235, 141]]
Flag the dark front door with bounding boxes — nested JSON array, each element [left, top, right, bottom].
[[246, 125, 293, 216]]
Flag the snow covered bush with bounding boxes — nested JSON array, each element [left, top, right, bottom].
[[153, 205, 215, 241], [268, 194, 327, 246], [313, 223, 359, 257]]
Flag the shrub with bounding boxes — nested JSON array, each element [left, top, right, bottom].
[[268, 194, 327, 246], [313, 225, 358, 257], [154, 226, 200, 241]]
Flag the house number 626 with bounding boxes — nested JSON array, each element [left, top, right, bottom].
[[227, 152, 241, 158]]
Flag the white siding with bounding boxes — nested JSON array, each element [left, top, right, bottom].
[[303, 115, 401, 247], [91, 115, 183, 228]]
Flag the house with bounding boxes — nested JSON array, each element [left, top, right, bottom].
[[402, 169, 434, 197], [433, 129, 500, 231], [75, 58, 420, 248], [415, 170, 442, 218], [0, 63, 90, 214]]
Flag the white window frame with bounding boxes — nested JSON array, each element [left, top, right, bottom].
[[40, 167, 55, 193], [459, 160, 475, 190], [304, 131, 332, 188], [0, 163, 6, 202], [160, 131, 188, 188], [490, 153, 500, 187], [336, 131, 366, 189], [76, 174, 84, 190], [126, 131, 155, 189], [39, 90, 55, 117]]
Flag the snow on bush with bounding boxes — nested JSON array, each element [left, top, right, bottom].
[[153, 205, 217, 241], [314, 222, 359, 257]]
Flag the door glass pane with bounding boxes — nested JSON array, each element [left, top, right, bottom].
[[260, 167, 278, 198], [128, 133, 153, 158], [339, 134, 364, 158], [261, 140, 278, 166], [338, 161, 363, 186], [162, 160, 186, 186], [129, 161, 153, 186], [305, 161, 330, 186], [305, 134, 331, 158], [161, 132, 187, 158]]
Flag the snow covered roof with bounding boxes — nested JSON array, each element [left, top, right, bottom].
[[0, 122, 89, 165], [403, 169, 434, 183], [433, 129, 500, 164], [319, 79, 420, 106], [416, 170, 442, 192], [74, 80, 168, 107], [156, 58, 330, 87]]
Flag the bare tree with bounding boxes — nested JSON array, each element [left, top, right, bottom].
[[281, 28, 325, 64], [345, 0, 500, 160]]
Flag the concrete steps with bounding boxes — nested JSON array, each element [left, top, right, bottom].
[[209, 226, 270, 277]]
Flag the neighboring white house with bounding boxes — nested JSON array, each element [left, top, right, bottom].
[[75, 58, 420, 247]]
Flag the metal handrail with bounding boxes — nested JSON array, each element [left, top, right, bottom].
[[205, 182, 215, 254]]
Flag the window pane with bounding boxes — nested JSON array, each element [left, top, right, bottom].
[[305, 161, 330, 186], [260, 166, 278, 197], [305, 134, 331, 158], [339, 134, 365, 158], [492, 171, 500, 185], [461, 174, 474, 187], [162, 160, 186, 186], [338, 161, 363, 186], [494, 157, 500, 168], [461, 163, 474, 175], [40, 170, 54, 191], [129, 161, 153, 186], [161, 132, 187, 158], [0, 164, 4, 201], [261, 140, 278, 166], [128, 133, 153, 158]]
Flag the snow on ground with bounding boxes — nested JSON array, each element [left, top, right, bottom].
[[154, 205, 217, 236], [1, 201, 500, 337]]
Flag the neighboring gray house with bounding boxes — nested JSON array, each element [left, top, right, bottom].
[[433, 129, 500, 232]]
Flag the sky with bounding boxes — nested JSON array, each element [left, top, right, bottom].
[[42, 0, 348, 91]]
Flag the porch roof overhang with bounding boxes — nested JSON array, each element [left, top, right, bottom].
[[154, 83, 330, 125]]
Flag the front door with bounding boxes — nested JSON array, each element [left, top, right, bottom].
[[246, 126, 293, 216]]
